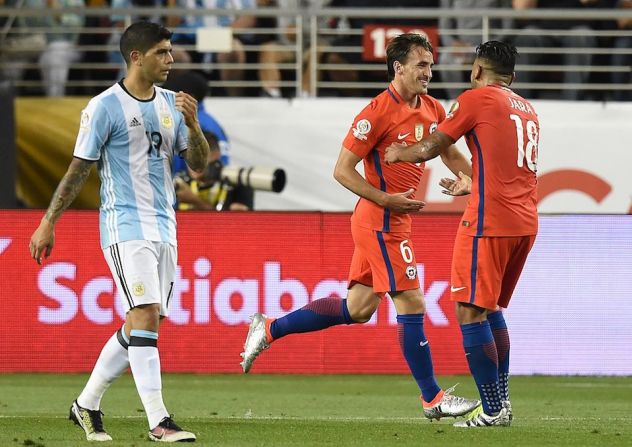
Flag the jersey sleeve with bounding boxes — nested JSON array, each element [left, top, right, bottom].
[[342, 100, 387, 159], [437, 89, 478, 141], [73, 99, 111, 161]]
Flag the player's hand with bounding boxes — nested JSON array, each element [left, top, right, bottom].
[[174, 178, 198, 203], [439, 171, 472, 196], [175, 91, 199, 128], [384, 188, 425, 213], [29, 218, 55, 265], [384, 143, 406, 164]]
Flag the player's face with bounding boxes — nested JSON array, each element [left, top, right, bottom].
[[399, 46, 433, 95], [141, 40, 174, 83]]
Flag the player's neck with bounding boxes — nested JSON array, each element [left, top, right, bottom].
[[122, 75, 155, 100], [390, 82, 419, 108]]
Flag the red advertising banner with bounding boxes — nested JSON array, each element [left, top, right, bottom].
[[0, 211, 467, 374]]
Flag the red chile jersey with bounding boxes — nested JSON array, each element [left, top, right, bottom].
[[342, 84, 446, 233], [438, 84, 539, 237]]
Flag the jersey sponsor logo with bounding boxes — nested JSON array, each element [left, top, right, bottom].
[[132, 282, 145, 297], [129, 117, 142, 128], [397, 132, 410, 140], [160, 114, 173, 129], [446, 101, 459, 119], [450, 286, 466, 292], [415, 124, 424, 141], [429, 122, 438, 134], [352, 119, 371, 141], [406, 265, 417, 280]]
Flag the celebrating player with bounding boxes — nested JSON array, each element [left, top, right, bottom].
[[385, 40, 539, 427], [241, 33, 480, 421], [29, 22, 209, 442]]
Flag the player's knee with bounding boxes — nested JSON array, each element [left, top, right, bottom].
[[349, 305, 377, 323], [128, 303, 161, 331]]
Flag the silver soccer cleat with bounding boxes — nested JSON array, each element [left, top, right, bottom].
[[453, 401, 512, 428], [423, 384, 481, 420], [148, 416, 196, 442], [240, 313, 271, 373]]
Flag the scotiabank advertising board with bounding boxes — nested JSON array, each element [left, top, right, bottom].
[[1, 211, 631, 375]]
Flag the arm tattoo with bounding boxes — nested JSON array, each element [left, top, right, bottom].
[[413, 133, 446, 162], [44, 159, 93, 224], [184, 125, 210, 172]]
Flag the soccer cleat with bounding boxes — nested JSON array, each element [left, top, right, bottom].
[[240, 313, 272, 373], [422, 384, 481, 420], [148, 416, 196, 443], [503, 400, 513, 423], [453, 401, 511, 428], [69, 400, 113, 442]]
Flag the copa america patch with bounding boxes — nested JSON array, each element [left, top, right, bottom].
[[352, 119, 371, 141], [406, 265, 417, 280]]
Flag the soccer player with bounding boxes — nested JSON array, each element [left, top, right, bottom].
[[241, 33, 480, 421], [385, 40, 539, 427], [28, 22, 209, 442]]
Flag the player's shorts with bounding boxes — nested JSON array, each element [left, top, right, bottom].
[[348, 224, 419, 294], [103, 240, 177, 316], [450, 232, 536, 310]]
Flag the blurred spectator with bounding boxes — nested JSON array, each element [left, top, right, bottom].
[[2, 0, 84, 96], [322, 0, 438, 97], [438, 0, 513, 100], [512, 0, 609, 100], [107, 0, 187, 80], [164, 71, 254, 210], [170, 0, 263, 97], [258, 0, 331, 98], [612, 0, 632, 101]]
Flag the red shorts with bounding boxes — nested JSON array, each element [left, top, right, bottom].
[[348, 224, 419, 294], [450, 233, 536, 310]]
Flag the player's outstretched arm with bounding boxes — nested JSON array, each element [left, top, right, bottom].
[[440, 144, 472, 178], [385, 131, 454, 164], [334, 146, 424, 213], [176, 91, 210, 173], [29, 157, 94, 264]]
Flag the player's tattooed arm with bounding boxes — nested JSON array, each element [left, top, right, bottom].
[[385, 131, 455, 164], [30, 157, 93, 264], [184, 124, 210, 173], [45, 157, 94, 224]]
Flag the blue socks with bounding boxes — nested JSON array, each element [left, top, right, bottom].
[[270, 297, 354, 340], [396, 314, 441, 403], [488, 311, 510, 401], [460, 320, 502, 415]]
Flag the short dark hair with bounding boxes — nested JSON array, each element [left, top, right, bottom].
[[386, 33, 433, 81], [475, 40, 518, 76], [162, 71, 208, 102], [120, 21, 172, 65]]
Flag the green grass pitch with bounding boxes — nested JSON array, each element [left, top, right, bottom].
[[1, 374, 630, 446]]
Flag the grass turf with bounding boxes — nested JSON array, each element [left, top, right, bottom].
[[0, 374, 630, 446]]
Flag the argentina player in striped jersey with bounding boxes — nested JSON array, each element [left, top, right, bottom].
[[29, 22, 209, 442]]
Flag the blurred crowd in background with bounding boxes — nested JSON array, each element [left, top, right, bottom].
[[0, 0, 630, 101]]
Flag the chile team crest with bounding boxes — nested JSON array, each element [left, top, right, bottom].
[[415, 124, 424, 141]]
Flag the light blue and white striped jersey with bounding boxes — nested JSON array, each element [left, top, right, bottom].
[[73, 82, 188, 248]]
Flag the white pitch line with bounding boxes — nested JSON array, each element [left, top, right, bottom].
[[1, 415, 631, 423]]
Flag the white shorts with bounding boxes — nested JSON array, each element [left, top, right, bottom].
[[103, 240, 177, 317]]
